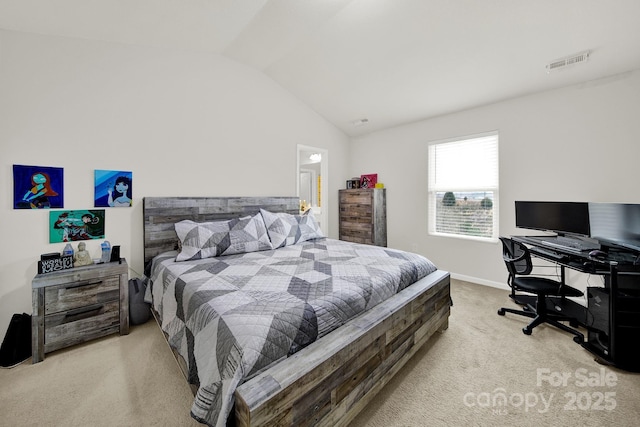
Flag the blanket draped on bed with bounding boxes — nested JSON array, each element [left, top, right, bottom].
[[148, 238, 437, 427]]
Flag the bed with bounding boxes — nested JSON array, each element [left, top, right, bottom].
[[143, 196, 450, 427]]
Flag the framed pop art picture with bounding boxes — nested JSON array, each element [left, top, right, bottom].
[[13, 164, 64, 209], [94, 170, 133, 207], [49, 209, 105, 243], [360, 173, 378, 189]]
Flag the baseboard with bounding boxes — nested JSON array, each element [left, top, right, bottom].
[[450, 273, 508, 291]]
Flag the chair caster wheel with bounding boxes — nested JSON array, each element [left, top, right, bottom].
[[573, 336, 583, 344], [497, 309, 505, 316], [522, 327, 532, 335]]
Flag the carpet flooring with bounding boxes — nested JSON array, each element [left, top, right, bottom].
[[1, 279, 639, 426]]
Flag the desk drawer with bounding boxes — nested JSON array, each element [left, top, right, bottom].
[[45, 276, 120, 314], [44, 299, 120, 353]]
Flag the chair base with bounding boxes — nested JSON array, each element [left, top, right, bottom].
[[498, 295, 584, 343]]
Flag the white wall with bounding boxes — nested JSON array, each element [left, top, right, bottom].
[[3, 28, 639, 341], [0, 30, 350, 336], [349, 70, 640, 291]]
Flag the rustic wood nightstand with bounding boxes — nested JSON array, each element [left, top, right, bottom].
[[31, 259, 129, 363]]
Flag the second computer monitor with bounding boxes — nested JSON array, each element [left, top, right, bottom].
[[589, 202, 640, 252]]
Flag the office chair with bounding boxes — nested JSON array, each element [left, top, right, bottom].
[[497, 237, 584, 342]]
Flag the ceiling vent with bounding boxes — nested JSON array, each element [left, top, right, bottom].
[[546, 50, 590, 73], [352, 118, 369, 127]]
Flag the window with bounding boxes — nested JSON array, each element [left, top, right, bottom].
[[428, 132, 499, 241]]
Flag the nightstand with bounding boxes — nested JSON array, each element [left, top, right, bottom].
[[31, 259, 129, 363]]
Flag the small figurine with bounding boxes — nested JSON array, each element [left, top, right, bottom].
[[73, 242, 93, 266]]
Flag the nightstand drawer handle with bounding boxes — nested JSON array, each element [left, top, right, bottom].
[[65, 280, 103, 290], [64, 303, 104, 318]]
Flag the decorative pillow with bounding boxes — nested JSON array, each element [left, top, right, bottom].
[[260, 208, 324, 248], [174, 213, 273, 261]]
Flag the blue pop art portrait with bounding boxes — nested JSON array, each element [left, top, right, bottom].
[[94, 170, 133, 207], [13, 164, 64, 209]]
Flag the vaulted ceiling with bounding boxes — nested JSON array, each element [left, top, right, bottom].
[[2, 0, 639, 136]]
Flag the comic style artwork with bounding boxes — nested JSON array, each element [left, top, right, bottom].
[[49, 210, 105, 243], [13, 165, 64, 209], [94, 170, 133, 207], [360, 173, 378, 189]]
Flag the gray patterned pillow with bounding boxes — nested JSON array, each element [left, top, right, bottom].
[[260, 208, 324, 248], [174, 213, 273, 261]]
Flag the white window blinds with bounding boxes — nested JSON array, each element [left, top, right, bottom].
[[428, 132, 499, 240]]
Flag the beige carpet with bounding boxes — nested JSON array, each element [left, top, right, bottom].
[[1, 279, 639, 427]]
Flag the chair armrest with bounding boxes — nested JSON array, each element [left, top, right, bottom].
[[503, 252, 527, 264]]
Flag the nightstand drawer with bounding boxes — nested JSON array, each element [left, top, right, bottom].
[[45, 276, 120, 314], [44, 299, 120, 353]]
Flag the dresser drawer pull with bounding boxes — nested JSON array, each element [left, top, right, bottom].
[[64, 303, 104, 318], [64, 280, 103, 290]]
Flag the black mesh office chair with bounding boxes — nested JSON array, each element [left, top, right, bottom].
[[498, 237, 584, 342]]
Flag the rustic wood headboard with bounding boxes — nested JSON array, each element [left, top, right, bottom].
[[143, 196, 300, 266]]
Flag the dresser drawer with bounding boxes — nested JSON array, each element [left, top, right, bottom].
[[339, 234, 370, 244], [45, 276, 120, 314], [44, 299, 120, 353], [339, 190, 373, 205], [340, 209, 373, 223], [340, 220, 372, 233], [340, 232, 372, 243]]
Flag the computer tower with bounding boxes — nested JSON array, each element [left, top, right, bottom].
[[586, 287, 610, 357], [588, 281, 640, 372]]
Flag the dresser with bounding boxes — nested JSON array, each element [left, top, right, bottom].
[[31, 260, 129, 363], [339, 188, 387, 246]]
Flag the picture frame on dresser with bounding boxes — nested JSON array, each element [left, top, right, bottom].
[[360, 173, 377, 189], [346, 178, 361, 189]]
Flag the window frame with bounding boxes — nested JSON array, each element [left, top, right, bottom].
[[427, 131, 499, 242]]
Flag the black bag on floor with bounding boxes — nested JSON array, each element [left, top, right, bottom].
[[0, 313, 32, 368], [129, 278, 150, 325]]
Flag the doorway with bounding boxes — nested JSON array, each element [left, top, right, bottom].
[[297, 145, 328, 234]]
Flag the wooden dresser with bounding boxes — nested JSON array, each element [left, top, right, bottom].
[[31, 259, 129, 363], [339, 188, 387, 246]]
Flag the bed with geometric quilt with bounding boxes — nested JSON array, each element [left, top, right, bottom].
[[143, 196, 451, 427]]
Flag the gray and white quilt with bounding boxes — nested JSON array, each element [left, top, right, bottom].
[[148, 238, 437, 427]]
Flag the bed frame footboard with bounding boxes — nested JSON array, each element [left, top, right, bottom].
[[234, 269, 450, 427]]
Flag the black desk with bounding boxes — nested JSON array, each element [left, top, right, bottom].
[[512, 235, 640, 372]]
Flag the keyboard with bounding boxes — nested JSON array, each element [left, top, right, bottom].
[[537, 236, 600, 254], [529, 246, 569, 260]]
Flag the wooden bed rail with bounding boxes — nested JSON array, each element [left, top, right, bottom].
[[234, 269, 450, 427]]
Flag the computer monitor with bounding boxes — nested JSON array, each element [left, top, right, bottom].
[[588, 203, 640, 253], [515, 201, 590, 236]]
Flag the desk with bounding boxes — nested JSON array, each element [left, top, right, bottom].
[[512, 236, 640, 372]]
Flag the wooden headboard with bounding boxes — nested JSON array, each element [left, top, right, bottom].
[[143, 196, 300, 266]]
